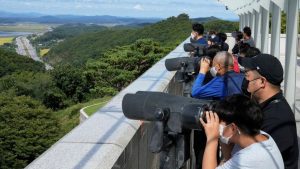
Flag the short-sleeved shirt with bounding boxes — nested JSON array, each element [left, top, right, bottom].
[[242, 37, 255, 47], [260, 92, 299, 169], [216, 131, 284, 169]]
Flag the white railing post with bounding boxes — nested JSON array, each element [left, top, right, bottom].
[[261, 6, 270, 53], [250, 11, 256, 38], [284, 0, 298, 112], [270, 2, 281, 59], [254, 7, 262, 49]]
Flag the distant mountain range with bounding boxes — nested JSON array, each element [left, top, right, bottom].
[[0, 11, 162, 25], [0, 11, 43, 18], [0, 11, 221, 25], [192, 16, 220, 23]]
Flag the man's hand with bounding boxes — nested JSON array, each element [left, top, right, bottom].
[[200, 111, 219, 143], [199, 57, 211, 74]]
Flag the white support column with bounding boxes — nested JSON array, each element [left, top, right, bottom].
[[270, 2, 281, 59], [239, 15, 243, 31], [245, 13, 249, 27], [261, 6, 270, 53], [250, 11, 256, 38], [249, 12, 253, 33], [243, 13, 246, 27], [254, 8, 262, 50], [243, 14, 247, 28], [242, 14, 246, 29], [248, 12, 253, 27], [284, 0, 299, 112]]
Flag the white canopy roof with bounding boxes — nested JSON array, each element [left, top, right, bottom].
[[216, 0, 289, 15]]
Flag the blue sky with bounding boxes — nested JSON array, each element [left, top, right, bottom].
[[0, 0, 238, 20]]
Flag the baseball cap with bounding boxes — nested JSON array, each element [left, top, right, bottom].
[[238, 54, 283, 86]]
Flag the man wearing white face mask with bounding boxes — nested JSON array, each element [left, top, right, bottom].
[[200, 94, 284, 169], [190, 23, 207, 45], [191, 51, 244, 100]]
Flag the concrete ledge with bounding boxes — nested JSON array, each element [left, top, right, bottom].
[[80, 107, 89, 123], [26, 38, 190, 169]]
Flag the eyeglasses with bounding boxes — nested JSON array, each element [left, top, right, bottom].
[[248, 77, 260, 83]]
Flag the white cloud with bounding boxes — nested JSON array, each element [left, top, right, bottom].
[[133, 4, 144, 11], [24, 2, 32, 6]]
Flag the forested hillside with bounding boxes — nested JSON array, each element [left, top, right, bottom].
[[45, 14, 192, 66], [0, 49, 59, 169], [31, 24, 108, 48], [203, 19, 239, 33], [0, 48, 45, 77]]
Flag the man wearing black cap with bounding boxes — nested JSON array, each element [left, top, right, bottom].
[[238, 54, 299, 169]]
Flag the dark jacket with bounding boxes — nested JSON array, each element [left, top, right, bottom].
[[260, 92, 299, 169]]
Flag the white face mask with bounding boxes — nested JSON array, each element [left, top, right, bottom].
[[191, 32, 195, 39], [210, 67, 218, 77], [219, 124, 233, 144]]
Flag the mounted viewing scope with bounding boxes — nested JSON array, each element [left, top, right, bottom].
[[122, 91, 211, 131], [165, 56, 201, 73], [122, 91, 212, 169], [165, 56, 203, 83], [183, 43, 206, 57]]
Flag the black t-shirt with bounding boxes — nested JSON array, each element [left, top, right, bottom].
[[260, 92, 299, 169]]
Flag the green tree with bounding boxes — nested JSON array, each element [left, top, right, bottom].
[[0, 72, 53, 100], [0, 93, 59, 169], [85, 39, 169, 97], [278, 11, 300, 34], [0, 48, 45, 77], [43, 87, 68, 110], [51, 64, 89, 103], [203, 19, 239, 33]]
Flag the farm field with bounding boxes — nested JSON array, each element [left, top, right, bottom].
[[0, 23, 59, 32], [0, 37, 14, 45], [40, 48, 50, 56]]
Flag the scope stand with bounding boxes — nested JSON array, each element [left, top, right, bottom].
[[174, 64, 198, 169], [151, 64, 202, 169], [149, 108, 190, 169]]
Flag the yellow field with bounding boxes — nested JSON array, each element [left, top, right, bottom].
[[0, 37, 14, 45], [40, 48, 50, 57]]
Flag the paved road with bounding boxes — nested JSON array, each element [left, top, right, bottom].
[[15, 36, 52, 70]]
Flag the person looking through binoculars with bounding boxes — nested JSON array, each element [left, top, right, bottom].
[[191, 51, 244, 100], [200, 94, 284, 169]]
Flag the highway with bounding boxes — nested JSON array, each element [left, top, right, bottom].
[[15, 36, 52, 70]]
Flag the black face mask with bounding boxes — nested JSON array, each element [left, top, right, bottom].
[[241, 78, 251, 97]]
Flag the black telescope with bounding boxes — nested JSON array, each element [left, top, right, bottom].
[[183, 43, 206, 57], [122, 91, 212, 169], [165, 57, 201, 73], [122, 91, 211, 132], [165, 57, 201, 85]]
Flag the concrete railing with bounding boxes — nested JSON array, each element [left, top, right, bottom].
[[80, 108, 89, 124], [26, 38, 190, 169]]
